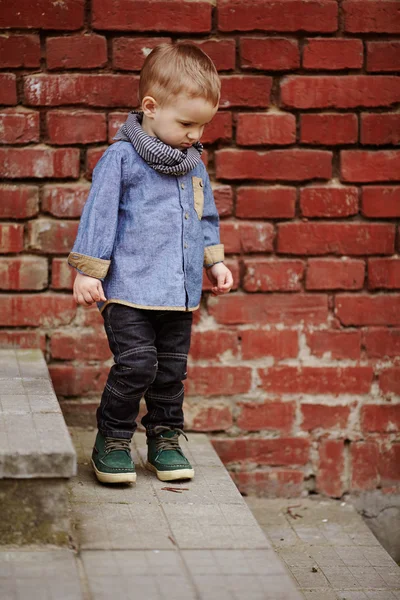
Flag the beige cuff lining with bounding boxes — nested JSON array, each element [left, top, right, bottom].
[[204, 244, 225, 267], [68, 252, 110, 279]]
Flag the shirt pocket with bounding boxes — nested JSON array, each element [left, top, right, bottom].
[[192, 176, 204, 220]]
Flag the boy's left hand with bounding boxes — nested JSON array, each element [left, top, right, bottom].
[[205, 263, 233, 295]]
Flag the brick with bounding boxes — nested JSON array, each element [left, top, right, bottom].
[[281, 76, 400, 109], [218, 0, 338, 32], [0, 109, 40, 144], [216, 149, 332, 181], [343, 1, 400, 33], [363, 328, 400, 358], [317, 439, 345, 497], [186, 366, 252, 397], [236, 187, 296, 219], [108, 112, 129, 143], [362, 404, 400, 434], [220, 221, 274, 254], [278, 223, 394, 256], [0, 74, 17, 105], [50, 330, 110, 361], [47, 35, 107, 70], [361, 113, 400, 146], [212, 184, 233, 217], [306, 258, 365, 290], [79, 305, 105, 328], [208, 293, 329, 325], [0, 147, 80, 179], [231, 469, 304, 498], [301, 404, 350, 432], [51, 258, 75, 290], [201, 112, 232, 144], [300, 113, 358, 145], [367, 42, 400, 72], [243, 258, 304, 292], [0, 34, 40, 67], [0, 224, 24, 253], [190, 330, 238, 360], [112, 36, 172, 71], [336, 294, 400, 326], [188, 39, 236, 71], [300, 186, 359, 217], [47, 110, 107, 145], [0, 0, 84, 30], [303, 38, 363, 70], [0, 185, 39, 219], [0, 330, 46, 351], [24, 74, 140, 107], [379, 369, 400, 396], [0, 294, 76, 327], [259, 366, 373, 395], [240, 38, 300, 70], [212, 437, 310, 466], [237, 401, 295, 433], [49, 364, 107, 397], [92, 0, 212, 32], [42, 183, 90, 218], [236, 113, 295, 146], [306, 330, 361, 360], [369, 258, 400, 290], [191, 405, 233, 432], [362, 186, 400, 218], [342, 150, 400, 183], [86, 147, 107, 179], [220, 76, 271, 108], [240, 329, 298, 360], [0, 256, 48, 290], [27, 219, 78, 254], [351, 442, 379, 491], [379, 444, 400, 485]]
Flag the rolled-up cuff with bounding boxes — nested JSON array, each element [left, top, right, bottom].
[[204, 244, 225, 267], [68, 252, 110, 280]]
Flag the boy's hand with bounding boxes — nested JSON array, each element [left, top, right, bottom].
[[73, 272, 107, 306], [205, 263, 233, 295]]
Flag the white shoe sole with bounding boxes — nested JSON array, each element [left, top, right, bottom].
[[91, 459, 137, 484], [146, 461, 194, 481]]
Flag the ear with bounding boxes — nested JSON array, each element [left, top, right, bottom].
[[142, 96, 158, 118]]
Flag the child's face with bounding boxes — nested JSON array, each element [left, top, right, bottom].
[[142, 93, 218, 150]]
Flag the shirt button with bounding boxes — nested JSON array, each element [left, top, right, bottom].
[[185, 213, 189, 220], [181, 183, 185, 190], [184, 242, 188, 249]]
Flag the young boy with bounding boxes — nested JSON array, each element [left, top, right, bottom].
[[67, 43, 233, 485]]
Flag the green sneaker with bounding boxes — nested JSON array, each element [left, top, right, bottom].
[[146, 426, 194, 481], [91, 431, 136, 484]]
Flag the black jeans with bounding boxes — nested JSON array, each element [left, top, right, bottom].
[[97, 303, 193, 439]]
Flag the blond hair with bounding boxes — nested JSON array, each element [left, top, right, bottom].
[[139, 43, 221, 108]]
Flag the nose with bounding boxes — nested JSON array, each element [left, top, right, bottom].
[[187, 127, 203, 142]]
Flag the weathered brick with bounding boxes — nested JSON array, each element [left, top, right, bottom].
[[361, 113, 400, 145], [190, 405, 233, 432], [0, 256, 48, 290], [278, 222, 394, 256], [0, 34, 40, 67], [0, 185, 39, 219], [51, 330, 111, 361], [301, 404, 350, 431], [379, 444, 400, 485], [24, 74, 140, 107], [0, 0, 84, 30], [0, 147, 80, 179], [237, 401, 295, 433], [27, 219, 79, 254], [86, 147, 107, 179], [231, 469, 304, 498], [240, 329, 298, 360], [243, 258, 304, 292], [212, 184, 233, 217], [336, 294, 400, 326], [42, 183, 90, 218], [240, 38, 300, 70], [362, 186, 400, 218], [236, 113, 295, 146], [362, 405, 400, 434], [212, 437, 310, 466], [236, 187, 296, 219], [216, 149, 332, 181], [306, 330, 361, 360], [92, 0, 212, 32], [379, 369, 400, 396], [306, 258, 365, 290], [300, 113, 358, 145], [363, 328, 400, 358], [281, 76, 400, 109], [342, 150, 400, 183], [0, 294, 76, 327], [47, 110, 107, 145], [108, 112, 129, 143], [51, 258, 75, 290], [317, 439, 345, 497], [0, 74, 17, 105], [351, 442, 379, 491], [47, 35, 107, 70], [220, 221, 274, 254], [112, 37, 172, 71], [208, 293, 329, 325], [0, 224, 24, 253], [368, 258, 400, 290], [303, 38, 363, 70], [218, 0, 338, 33], [367, 41, 400, 72], [201, 112, 232, 144], [300, 186, 359, 217], [258, 366, 373, 394], [188, 39, 236, 71], [344, 1, 400, 33], [220, 76, 272, 108], [189, 330, 239, 360], [0, 330, 46, 351], [49, 364, 107, 396], [186, 366, 252, 396], [0, 109, 40, 144]]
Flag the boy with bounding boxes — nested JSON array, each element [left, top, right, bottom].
[[68, 43, 233, 485]]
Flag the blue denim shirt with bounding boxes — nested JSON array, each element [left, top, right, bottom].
[[68, 141, 224, 313]]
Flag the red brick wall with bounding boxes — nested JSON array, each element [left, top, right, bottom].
[[1, 0, 399, 498]]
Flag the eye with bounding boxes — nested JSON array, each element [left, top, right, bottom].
[[180, 122, 191, 127]]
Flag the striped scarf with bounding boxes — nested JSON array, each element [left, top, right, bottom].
[[114, 111, 203, 176]]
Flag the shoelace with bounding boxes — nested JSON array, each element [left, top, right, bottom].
[[105, 437, 131, 453], [153, 426, 188, 453]]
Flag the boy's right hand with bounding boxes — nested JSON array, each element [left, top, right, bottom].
[[73, 272, 107, 306]]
